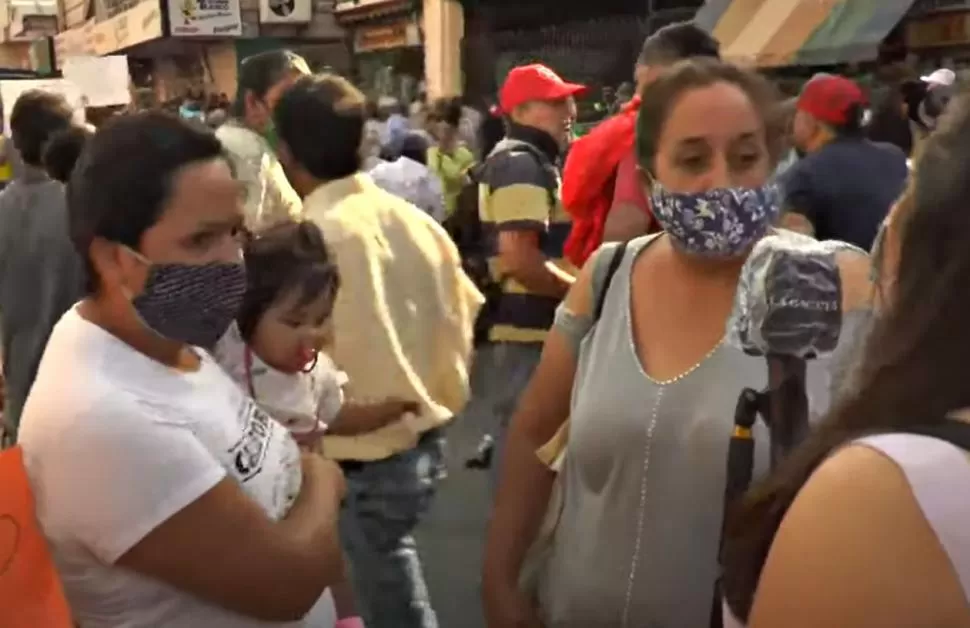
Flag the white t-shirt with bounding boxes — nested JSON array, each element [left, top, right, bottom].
[[214, 323, 348, 433], [17, 308, 336, 627]]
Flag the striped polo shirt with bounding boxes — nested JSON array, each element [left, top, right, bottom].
[[478, 126, 576, 344]]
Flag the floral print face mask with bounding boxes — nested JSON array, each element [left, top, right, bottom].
[[649, 182, 780, 258]]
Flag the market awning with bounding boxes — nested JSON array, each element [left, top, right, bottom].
[[695, 0, 916, 68], [795, 0, 917, 66]]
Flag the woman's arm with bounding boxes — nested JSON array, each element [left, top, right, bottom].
[[119, 454, 346, 621], [49, 399, 346, 623], [749, 445, 970, 628], [482, 260, 597, 625]]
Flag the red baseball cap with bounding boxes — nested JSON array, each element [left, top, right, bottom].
[[796, 74, 867, 126], [498, 64, 587, 113]]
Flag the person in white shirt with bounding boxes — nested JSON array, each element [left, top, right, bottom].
[[17, 112, 345, 627], [214, 220, 420, 628], [215, 220, 420, 446], [217, 50, 309, 230], [369, 131, 446, 222]]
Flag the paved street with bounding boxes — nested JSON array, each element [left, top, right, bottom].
[[415, 412, 491, 628]]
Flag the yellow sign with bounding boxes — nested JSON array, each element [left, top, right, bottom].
[[54, 0, 162, 60], [354, 19, 419, 52]]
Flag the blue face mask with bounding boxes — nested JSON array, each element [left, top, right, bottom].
[[649, 182, 780, 258]]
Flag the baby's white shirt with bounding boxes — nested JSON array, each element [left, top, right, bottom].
[[213, 323, 349, 434]]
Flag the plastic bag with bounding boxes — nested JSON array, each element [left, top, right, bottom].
[[0, 446, 73, 627]]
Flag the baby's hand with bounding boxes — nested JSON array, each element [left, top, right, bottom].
[[292, 420, 328, 448]]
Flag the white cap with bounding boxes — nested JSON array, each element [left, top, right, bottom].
[[921, 68, 956, 87]]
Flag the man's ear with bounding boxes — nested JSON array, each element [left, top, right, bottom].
[[637, 164, 655, 189]]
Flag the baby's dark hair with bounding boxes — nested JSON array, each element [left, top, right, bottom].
[[44, 125, 92, 182], [237, 220, 340, 342]]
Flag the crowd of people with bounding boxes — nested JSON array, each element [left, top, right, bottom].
[[1, 17, 969, 628]]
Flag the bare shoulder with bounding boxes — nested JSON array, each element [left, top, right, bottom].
[[750, 443, 970, 627]]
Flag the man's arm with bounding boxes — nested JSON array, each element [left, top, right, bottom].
[[485, 152, 575, 299], [778, 163, 818, 237]]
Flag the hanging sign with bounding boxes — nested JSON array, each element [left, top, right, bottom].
[[168, 0, 243, 36]]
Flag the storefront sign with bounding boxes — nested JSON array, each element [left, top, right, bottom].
[[260, 0, 312, 24], [7, 15, 58, 42], [335, 0, 405, 12], [907, 11, 970, 48], [354, 19, 419, 52], [168, 0, 243, 36], [53, 1, 162, 59]]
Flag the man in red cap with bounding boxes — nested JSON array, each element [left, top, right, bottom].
[[780, 73, 908, 250], [465, 63, 584, 484]]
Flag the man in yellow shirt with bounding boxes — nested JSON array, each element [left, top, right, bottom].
[[274, 73, 483, 628]]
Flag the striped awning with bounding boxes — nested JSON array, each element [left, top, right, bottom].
[[695, 0, 917, 68]]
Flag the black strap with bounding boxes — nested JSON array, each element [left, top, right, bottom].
[[487, 141, 559, 210], [593, 242, 628, 322]]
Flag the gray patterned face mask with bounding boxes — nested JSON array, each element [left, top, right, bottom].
[[128, 250, 247, 348]]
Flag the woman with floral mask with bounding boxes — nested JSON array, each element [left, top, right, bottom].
[[482, 58, 865, 628], [217, 50, 310, 231], [17, 112, 344, 627]]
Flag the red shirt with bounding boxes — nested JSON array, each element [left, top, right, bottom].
[[610, 149, 650, 215]]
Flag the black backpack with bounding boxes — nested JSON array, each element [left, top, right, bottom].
[[444, 141, 558, 345]]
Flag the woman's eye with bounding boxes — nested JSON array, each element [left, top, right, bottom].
[[679, 155, 706, 170], [190, 232, 217, 248]]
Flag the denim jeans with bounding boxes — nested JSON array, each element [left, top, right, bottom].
[[339, 428, 446, 628], [483, 342, 543, 491]]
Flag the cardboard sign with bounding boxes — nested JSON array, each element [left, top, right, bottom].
[[62, 55, 132, 108], [0, 446, 73, 627]]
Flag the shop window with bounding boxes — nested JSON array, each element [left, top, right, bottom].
[[355, 46, 424, 104]]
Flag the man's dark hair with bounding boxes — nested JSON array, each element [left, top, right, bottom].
[[232, 50, 308, 116], [274, 74, 366, 181], [67, 111, 227, 292], [10, 90, 75, 166], [43, 125, 92, 183], [237, 220, 340, 342], [638, 22, 721, 66], [429, 96, 462, 127], [832, 103, 866, 138], [398, 131, 430, 165]]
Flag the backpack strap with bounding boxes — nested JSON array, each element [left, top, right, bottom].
[[592, 241, 628, 322], [486, 139, 559, 210]]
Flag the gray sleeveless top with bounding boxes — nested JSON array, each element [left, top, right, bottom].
[[537, 234, 869, 627]]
